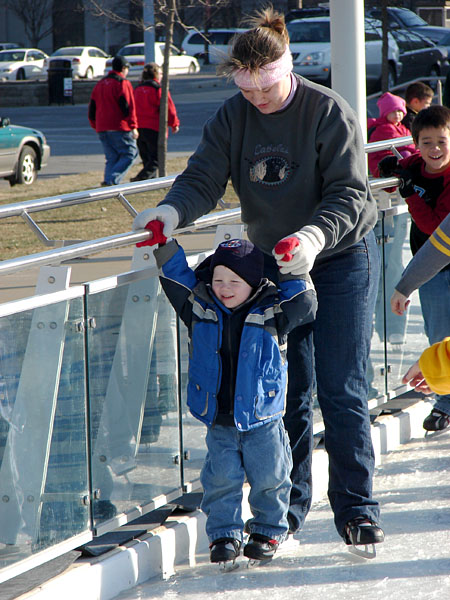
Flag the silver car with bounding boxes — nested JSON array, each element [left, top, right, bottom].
[[288, 17, 401, 90]]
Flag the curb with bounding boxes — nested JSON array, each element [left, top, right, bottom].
[[16, 396, 432, 600]]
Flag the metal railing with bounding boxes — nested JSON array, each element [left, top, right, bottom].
[[0, 136, 407, 275]]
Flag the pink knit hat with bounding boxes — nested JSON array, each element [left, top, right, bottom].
[[377, 92, 406, 118]]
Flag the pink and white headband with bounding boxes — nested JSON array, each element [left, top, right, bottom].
[[233, 45, 293, 90]]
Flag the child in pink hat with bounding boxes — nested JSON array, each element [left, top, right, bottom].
[[368, 92, 417, 177]]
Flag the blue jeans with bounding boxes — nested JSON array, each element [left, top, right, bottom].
[[419, 269, 450, 416], [265, 231, 381, 537], [98, 130, 138, 185], [200, 420, 292, 543]]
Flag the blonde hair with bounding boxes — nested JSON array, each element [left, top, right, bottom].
[[217, 6, 289, 79]]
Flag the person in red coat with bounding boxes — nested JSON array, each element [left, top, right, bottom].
[[132, 63, 180, 181], [88, 55, 138, 186]]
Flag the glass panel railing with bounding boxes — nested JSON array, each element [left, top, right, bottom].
[[368, 223, 386, 400], [85, 274, 182, 530], [383, 212, 429, 392], [178, 320, 207, 491], [0, 295, 89, 576]]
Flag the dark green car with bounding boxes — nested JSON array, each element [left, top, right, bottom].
[[0, 117, 50, 186]]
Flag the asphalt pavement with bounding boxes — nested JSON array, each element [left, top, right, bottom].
[[0, 72, 237, 183], [0, 71, 380, 186]]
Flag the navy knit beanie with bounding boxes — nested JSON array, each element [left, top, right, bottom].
[[210, 239, 264, 288]]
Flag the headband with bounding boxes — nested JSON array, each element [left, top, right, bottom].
[[233, 45, 293, 90]]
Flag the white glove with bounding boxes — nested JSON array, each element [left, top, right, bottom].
[[273, 225, 326, 274], [132, 204, 179, 238]]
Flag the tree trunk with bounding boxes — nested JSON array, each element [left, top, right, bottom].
[[158, 0, 175, 177]]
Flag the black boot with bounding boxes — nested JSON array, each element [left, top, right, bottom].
[[243, 534, 279, 561], [423, 409, 450, 432], [209, 538, 241, 563], [344, 516, 384, 558]]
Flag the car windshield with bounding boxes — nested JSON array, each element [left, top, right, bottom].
[[287, 21, 330, 43], [120, 46, 144, 56], [52, 48, 83, 56], [396, 10, 428, 27], [0, 51, 25, 61]]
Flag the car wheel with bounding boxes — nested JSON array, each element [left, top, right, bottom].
[[16, 68, 26, 81], [85, 66, 94, 79], [16, 146, 37, 185], [188, 62, 197, 74], [387, 64, 396, 90]]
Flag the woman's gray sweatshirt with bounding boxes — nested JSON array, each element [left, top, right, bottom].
[[161, 74, 377, 257]]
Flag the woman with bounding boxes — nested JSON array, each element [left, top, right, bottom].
[[133, 8, 384, 552], [132, 62, 180, 181]]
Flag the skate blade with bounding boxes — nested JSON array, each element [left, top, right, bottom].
[[219, 560, 240, 572], [348, 543, 376, 559], [246, 557, 273, 568]]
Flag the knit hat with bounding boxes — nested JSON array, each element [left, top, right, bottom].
[[377, 92, 406, 118], [210, 239, 264, 288], [112, 55, 131, 71]]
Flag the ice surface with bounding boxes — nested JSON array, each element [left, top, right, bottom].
[[116, 430, 450, 600]]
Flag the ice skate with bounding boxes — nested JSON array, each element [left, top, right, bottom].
[[244, 534, 279, 567], [423, 409, 450, 433], [209, 538, 241, 572], [344, 516, 384, 559]]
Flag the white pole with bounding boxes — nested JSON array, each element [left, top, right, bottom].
[[143, 1, 156, 63], [329, 0, 367, 141]]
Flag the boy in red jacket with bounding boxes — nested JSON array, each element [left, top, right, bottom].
[[132, 63, 180, 181]]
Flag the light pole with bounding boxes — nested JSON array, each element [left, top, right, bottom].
[[143, 0, 155, 63]]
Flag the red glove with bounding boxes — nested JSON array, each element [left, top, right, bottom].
[[273, 237, 299, 262], [136, 220, 167, 247]]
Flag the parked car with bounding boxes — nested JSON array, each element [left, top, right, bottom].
[[0, 117, 50, 186], [0, 43, 21, 51], [45, 46, 109, 79], [285, 7, 330, 22], [0, 48, 48, 81], [104, 42, 200, 77], [389, 28, 449, 84], [366, 6, 449, 42], [181, 28, 245, 64], [410, 27, 450, 58], [287, 17, 401, 91]]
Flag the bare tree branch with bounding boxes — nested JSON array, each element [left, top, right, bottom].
[[4, 0, 53, 47]]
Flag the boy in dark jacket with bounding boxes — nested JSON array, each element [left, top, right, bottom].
[[144, 223, 317, 566]]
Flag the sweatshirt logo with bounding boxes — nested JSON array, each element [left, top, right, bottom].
[[247, 147, 295, 186]]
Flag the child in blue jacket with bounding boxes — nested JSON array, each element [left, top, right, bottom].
[[149, 227, 317, 565]]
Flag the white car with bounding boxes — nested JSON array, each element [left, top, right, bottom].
[[104, 42, 200, 77], [46, 46, 109, 79], [288, 17, 402, 91], [181, 28, 246, 64], [0, 48, 48, 81]]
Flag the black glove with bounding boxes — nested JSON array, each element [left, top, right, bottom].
[[377, 155, 415, 197], [397, 167, 415, 198], [377, 155, 399, 177]]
